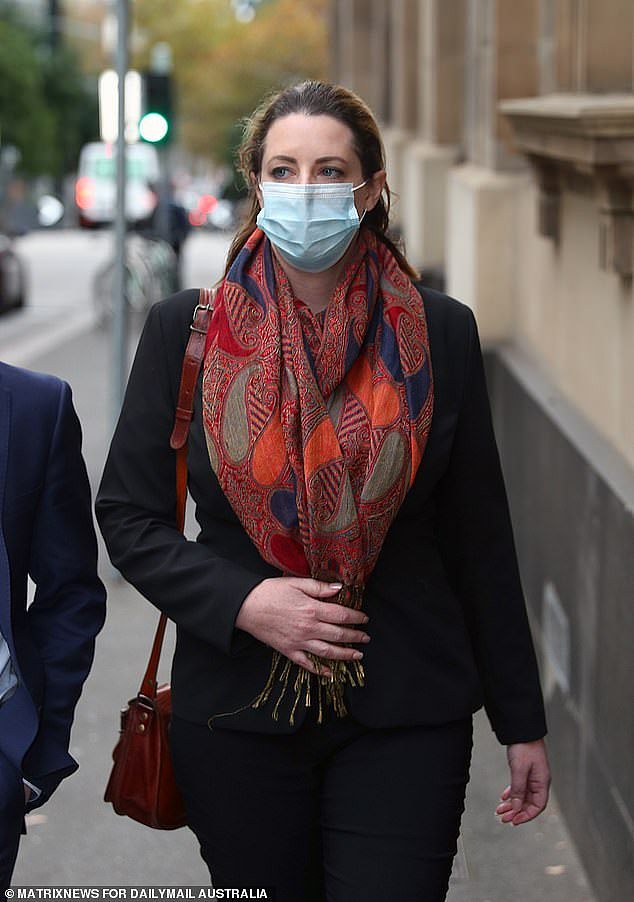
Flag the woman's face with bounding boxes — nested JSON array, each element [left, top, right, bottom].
[[255, 113, 386, 221]]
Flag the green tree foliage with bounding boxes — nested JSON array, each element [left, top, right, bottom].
[[0, 18, 55, 175], [41, 42, 99, 179], [133, 0, 328, 177], [0, 13, 97, 177]]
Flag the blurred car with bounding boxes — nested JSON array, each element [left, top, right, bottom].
[[175, 182, 217, 226], [0, 233, 26, 313], [75, 141, 160, 229], [182, 193, 237, 231], [207, 198, 236, 231]]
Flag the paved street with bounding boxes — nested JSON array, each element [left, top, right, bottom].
[[0, 230, 110, 366], [5, 230, 596, 898]]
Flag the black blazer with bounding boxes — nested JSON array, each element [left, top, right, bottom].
[[95, 286, 548, 745]]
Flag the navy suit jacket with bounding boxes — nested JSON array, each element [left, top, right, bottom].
[[0, 362, 106, 809], [96, 286, 548, 745]]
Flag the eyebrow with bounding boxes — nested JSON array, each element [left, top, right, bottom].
[[267, 155, 350, 165]]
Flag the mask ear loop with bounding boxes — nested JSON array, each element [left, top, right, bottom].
[[353, 181, 368, 225]]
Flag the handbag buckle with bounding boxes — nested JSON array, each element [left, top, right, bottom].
[[190, 302, 213, 334]]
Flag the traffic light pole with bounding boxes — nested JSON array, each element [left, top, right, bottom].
[[140, 57, 174, 247], [112, 0, 129, 430], [157, 145, 171, 246]]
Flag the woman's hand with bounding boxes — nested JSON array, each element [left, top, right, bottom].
[[235, 577, 370, 677], [496, 738, 551, 826]]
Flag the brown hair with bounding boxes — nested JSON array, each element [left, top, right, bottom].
[[223, 80, 418, 280]]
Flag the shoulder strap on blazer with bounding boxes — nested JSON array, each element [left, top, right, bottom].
[[139, 287, 215, 701]]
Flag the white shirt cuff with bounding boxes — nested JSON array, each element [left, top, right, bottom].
[[23, 777, 42, 802]]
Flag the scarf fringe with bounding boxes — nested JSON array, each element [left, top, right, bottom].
[[249, 584, 366, 725]]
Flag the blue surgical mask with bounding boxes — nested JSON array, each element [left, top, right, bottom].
[[256, 180, 367, 273]]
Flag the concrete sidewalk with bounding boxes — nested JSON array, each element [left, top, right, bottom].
[[10, 315, 596, 900]]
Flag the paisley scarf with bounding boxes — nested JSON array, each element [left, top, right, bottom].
[[201, 226, 434, 724]]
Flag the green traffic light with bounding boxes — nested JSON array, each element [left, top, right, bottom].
[[139, 112, 169, 143]]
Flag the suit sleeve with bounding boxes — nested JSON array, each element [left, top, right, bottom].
[[94, 301, 266, 657], [434, 307, 548, 746], [21, 381, 107, 802]]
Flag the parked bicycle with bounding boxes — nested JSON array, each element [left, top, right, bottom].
[[93, 233, 178, 327]]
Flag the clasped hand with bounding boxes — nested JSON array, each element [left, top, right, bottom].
[[236, 576, 370, 677]]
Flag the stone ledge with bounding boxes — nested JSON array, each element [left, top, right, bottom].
[[499, 93, 634, 152], [499, 93, 634, 275]]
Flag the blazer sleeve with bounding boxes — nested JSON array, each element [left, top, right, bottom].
[[434, 306, 548, 746], [22, 380, 106, 803], [94, 300, 266, 657]]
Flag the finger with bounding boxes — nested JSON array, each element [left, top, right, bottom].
[[291, 651, 333, 678], [508, 803, 542, 826], [498, 812, 515, 823], [314, 599, 369, 625], [303, 639, 364, 662], [511, 813, 532, 826], [495, 800, 513, 814], [499, 806, 531, 824], [315, 622, 370, 645], [499, 793, 545, 825], [294, 578, 343, 598], [496, 788, 511, 811]]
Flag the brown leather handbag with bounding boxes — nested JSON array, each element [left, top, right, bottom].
[[104, 288, 215, 830]]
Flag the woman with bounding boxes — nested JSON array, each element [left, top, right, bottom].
[[96, 80, 551, 901]]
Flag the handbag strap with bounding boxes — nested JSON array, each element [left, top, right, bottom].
[[138, 287, 215, 701]]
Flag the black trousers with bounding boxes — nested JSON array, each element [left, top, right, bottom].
[[0, 750, 27, 894], [169, 702, 473, 902]]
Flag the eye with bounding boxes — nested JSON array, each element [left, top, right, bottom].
[[271, 166, 292, 179], [321, 167, 344, 178]]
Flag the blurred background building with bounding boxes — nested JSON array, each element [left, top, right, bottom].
[[330, 2, 633, 900]]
